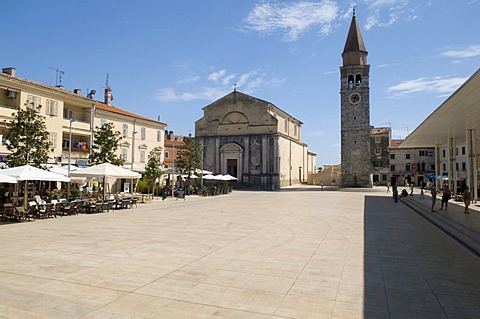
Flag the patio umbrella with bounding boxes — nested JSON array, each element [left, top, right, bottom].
[[224, 174, 238, 181], [1, 164, 70, 209], [0, 172, 17, 184], [202, 174, 216, 180], [214, 174, 229, 181]]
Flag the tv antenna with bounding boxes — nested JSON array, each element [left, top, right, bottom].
[[48, 66, 65, 86]]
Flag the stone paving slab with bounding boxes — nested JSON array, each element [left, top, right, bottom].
[[0, 189, 479, 318]]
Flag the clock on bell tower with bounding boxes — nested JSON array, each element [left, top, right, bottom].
[[340, 12, 372, 187]]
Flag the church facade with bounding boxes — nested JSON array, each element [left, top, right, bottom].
[[340, 14, 372, 187], [195, 91, 309, 189]]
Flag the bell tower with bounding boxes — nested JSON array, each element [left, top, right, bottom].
[[340, 12, 372, 187]]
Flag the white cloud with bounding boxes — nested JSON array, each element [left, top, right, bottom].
[[175, 76, 200, 85], [154, 87, 228, 102], [244, 1, 339, 41], [387, 76, 468, 97], [155, 69, 286, 103], [440, 45, 480, 59], [363, 0, 412, 30]]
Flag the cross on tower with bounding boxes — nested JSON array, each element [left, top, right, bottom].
[[351, 3, 357, 16]]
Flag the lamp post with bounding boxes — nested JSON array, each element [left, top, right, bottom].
[[130, 120, 137, 193], [67, 118, 73, 201], [171, 143, 175, 198]]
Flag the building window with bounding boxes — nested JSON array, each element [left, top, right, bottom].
[[140, 150, 146, 163], [390, 154, 395, 159], [122, 123, 128, 138], [406, 164, 411, 171], [431, 164, 435, 170], [419, 150, 426, 156], [284, 119, 288, 133], [443, 163, 446, 172], [46, 99, 58, 116], [121, 148, 128, 161], [456, 163, 459, 171], [157, 130, 162, 142], [462, 146, 465, 155], [141, 127, 146, 140], [165, 151, 169, 159], [63, 108, 73, 120], [48, 132, 57, 148], [382, 174, 387, 181], [462, 162, 466, 170], [406, 154, 411, 159], [375, 137, 381, 144], [390, 165, 395, 171], [374, 147, 382, 155], [27, 94, 41, 108], [442, 149, 446, 158]]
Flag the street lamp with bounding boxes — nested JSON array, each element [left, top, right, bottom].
[[67, 118, 74, 201]]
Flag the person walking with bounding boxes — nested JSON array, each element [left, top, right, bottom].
[[431, 187, 437, 212], [387, 181, 390, 193], [410, 183, 414, 196], [419, 186, 425, 199], [439, 185, 451, 211], [464, 186, 471, 214], [393, 185, 398, 202]]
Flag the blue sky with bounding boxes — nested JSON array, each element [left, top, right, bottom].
[[3, 0, 479, 165]]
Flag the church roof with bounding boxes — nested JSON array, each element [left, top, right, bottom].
[[343, 15, 367, 53]]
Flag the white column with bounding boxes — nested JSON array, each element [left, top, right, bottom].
[[448, 138, 456, 197], [466, 129, 478, 202], [435, 144, 442, 190]]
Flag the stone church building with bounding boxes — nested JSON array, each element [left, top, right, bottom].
[[195, 91, 313, 189]]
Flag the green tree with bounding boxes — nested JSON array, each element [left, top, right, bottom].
[[175, 138, 202, 177], [89, 122, 124, 165], [4, 107, 50, 167], [144, 146, 164, 193]]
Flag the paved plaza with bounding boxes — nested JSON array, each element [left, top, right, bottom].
[[1, 188, 480, 318]]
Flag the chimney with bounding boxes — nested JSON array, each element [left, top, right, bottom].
[[73, 88, 82, 95], [2, 67, 16, 76], [104, 87, 112, 105]]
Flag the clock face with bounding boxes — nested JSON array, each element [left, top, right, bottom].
[[349, 93, 361, 104]]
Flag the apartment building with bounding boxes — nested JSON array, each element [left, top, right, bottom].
[[0, 67, 166, 171]]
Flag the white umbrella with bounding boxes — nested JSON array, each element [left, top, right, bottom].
[[202, 174, 216, 180], [224, 174, 238, 181], [214, 174, 229, 181], [1, 165, 70, 182], [0, 172, 17, 183], [1, 164, 70, 209]]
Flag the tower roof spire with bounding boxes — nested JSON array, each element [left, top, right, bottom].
[[342, 12, 368, 66], [343, 15, 366, 53]]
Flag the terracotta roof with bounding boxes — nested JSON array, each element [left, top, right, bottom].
[[164, 140, 185, 147], [370, 127, 391, 135], [96, 102, 166, 125], [390, 139, 404, 149], [0, 72, 93, 102]]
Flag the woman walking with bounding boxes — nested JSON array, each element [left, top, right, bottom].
[[440, 185, 451, 211], [464, 186, 471, 214]]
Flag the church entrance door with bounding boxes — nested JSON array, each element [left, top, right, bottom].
[[227, 159, 237, 177]]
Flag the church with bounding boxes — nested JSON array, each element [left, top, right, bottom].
[[195, 91, 314, 189], [340, 13, 372, 187]]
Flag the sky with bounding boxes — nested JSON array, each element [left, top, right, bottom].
[[3, 0, 479, 166]]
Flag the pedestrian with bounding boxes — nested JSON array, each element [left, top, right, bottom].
[[320, 180, 324, 191], [387, 181, 390, 193], [419, 186, 425, 199], [410, 183, 414, 196], [464, 186, 471, 214], [393, 185, 398, 202], [431, 187, 437, 212], [439, 185, 451, 211]]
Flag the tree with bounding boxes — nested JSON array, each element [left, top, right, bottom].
[[144, 146, 164, 194], [89, 122, 124, 165], [4, 107, 50, 167], [175, 138, 202, 177]]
